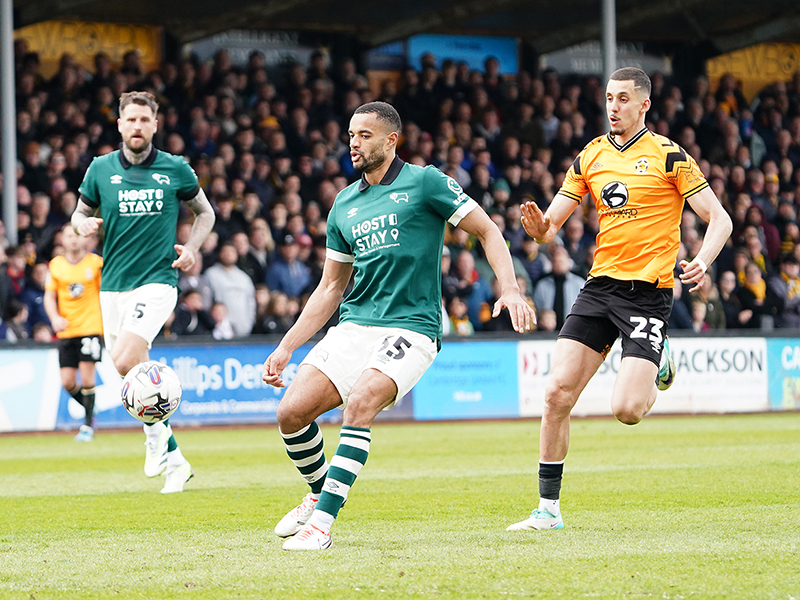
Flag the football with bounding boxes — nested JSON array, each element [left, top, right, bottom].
[[121, 361, 182, 423]]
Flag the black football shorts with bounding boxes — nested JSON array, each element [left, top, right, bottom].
[[559, 276, 673, 367]]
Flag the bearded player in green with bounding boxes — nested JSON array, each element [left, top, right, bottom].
[[262, 101, 537, 550], [72, 92, 215, 493]]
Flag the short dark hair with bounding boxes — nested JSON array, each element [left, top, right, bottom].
[[119, 91, 159, 116], [354, 101, 402, 135], [609, 67, 651, 98]]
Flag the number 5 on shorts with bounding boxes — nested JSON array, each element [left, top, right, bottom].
[[133, 302, 146, 319], [379, 336, 412, 360]]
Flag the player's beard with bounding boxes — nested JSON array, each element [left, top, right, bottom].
[[353, 147, 386, 174]]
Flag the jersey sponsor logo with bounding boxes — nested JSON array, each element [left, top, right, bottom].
[[117, 189, 166, 216], [390, 192, 409, 203], [454, 192, 469, 205], [152, 173, 170, 185], [68, 282, 85, 298], [110, 174, 123, 184], [347, 207, 359, 218], [635, 158, 649, 173], [600, 181, 629, 209], [351, 213, 401, 254]]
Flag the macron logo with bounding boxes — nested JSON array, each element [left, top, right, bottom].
[[152, 173, 170, 185], [347, 208, 359, 218], [110, 174, 123, 184]]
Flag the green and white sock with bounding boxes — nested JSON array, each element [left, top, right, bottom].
[[308, 426, 371, 532], [281, 422, 328, 495]]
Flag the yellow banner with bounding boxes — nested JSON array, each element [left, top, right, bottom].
[[707, 43, 800, 102], [15, 20, 162, 79]]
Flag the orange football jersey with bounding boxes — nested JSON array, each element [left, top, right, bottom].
[[45, 253, 104, 338], [559, 128, 708, 288]]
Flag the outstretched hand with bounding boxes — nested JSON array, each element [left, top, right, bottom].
[[493, 291, 537, 333], [520, 201, 550, 242]]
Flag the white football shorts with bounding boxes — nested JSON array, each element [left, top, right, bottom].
[[100, 283, 177, 351], [300, 321, 438, 409]]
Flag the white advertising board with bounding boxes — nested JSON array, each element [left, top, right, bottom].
[[518, 337, 768, 417]]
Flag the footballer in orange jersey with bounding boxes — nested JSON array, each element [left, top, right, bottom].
[[508, 68, 732, 532], [44, 225, 104, 442]]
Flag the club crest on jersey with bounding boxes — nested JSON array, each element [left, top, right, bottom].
[[110, 174, 123, 184], [68, 282, 85, 298], [635, 158, 649, 174], [391, 192, 409, 203], [152, 173, 170, 185], [601, 181, 629, 209]]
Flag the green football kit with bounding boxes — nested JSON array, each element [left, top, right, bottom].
[[325, 156, 478, 345], [78, 147, 199, 292]]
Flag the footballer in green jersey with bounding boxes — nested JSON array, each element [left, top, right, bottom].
[[263, 102, 535, 551], [73, 91, 215, 493]]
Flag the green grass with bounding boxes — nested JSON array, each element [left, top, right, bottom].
[[0, 414, 799, 599]]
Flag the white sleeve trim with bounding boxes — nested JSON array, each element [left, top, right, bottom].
[[326, 248, 355, 263], [448, 198, 478, 226]]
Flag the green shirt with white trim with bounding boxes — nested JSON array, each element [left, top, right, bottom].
[[78, 147, 199, 292], [326, 156, 477, 345]]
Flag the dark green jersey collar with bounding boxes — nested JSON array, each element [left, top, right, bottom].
[[358, 156, 405, 192], [118, 144, 158, 169]]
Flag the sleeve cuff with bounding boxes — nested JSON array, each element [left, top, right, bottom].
[[326, 248, 355, 263], [448, 198, 478, 226]]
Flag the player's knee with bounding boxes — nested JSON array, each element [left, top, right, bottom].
[[276, 399, 309, 434], [112, 356, 136, 378], [543, 379, 578, 415], [61, 373, 77, 390], [613, 405, 643, 425]]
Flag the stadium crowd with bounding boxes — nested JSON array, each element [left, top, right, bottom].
[[3, 37, 800, 343]]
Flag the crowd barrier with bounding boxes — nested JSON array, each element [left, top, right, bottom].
[[0, 333, 797, 433]]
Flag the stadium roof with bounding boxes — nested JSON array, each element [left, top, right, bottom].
[[13, 0, 800, 56]]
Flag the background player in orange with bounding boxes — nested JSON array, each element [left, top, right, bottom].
[[44, 225, 104, 442], [508, 67, 733, 531]]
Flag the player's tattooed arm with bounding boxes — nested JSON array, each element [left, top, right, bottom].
[[173, 188, 216, 271], [71, 196, 103, 236]]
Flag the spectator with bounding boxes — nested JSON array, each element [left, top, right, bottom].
[[687, 268, 726, 330], [450, 249, 493, 331], [447, 295, 474, 336], [178, 253, 214, 312], [210, 302, 235, 340], [266, 233, 312, 298], [205, 242, 256, 337], [1, 245, 28, 303], [253, 290, 295, 335], [20, 261, 50, 333], [736, 261, 783, 329], [668, 280, 694, 330], [768, 253, 800, 328], [171, 289, 216, 336], [3, 299, 29, 342], [532, 246, 585, 331], [718, 270, 745, 329]]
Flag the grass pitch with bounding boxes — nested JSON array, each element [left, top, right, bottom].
[[0, 414, 798, 599]]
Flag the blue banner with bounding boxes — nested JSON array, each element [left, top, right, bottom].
[[766, 338, 800, 410], [413, 341, 518, 420]]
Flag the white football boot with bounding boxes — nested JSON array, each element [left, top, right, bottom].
[[282, 523, 332, 551], [143, 422, 170, 477], [160, 462, 193, 494], [274, 493, 318, 538]]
